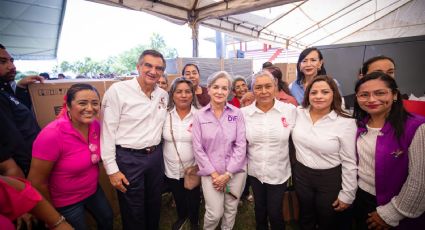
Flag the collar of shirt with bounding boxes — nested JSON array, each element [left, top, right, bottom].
[[131, 77, 165, 99], [302, 106, 338, 122], [245, 99, 288, 116], [170, 106, 197, 120], [201, 102, 235, 113], [56, 115, 100, 153]]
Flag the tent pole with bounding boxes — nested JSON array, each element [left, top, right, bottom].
[[190, 22, 199, 57]]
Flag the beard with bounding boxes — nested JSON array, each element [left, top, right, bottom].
[[0, 71, 16, 82]]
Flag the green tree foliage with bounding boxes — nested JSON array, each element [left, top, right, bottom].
[[54, 33, 178, 77]]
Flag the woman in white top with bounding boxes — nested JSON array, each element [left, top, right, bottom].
[[162, 77, 200, 230], [292, 75, 357, 230], [241, 71, 297, 230]]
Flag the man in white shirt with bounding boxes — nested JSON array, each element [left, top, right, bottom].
[[101, 49, 168, 230]]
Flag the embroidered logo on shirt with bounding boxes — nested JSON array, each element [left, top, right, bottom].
[[281, 117, 289, 127], [89, 143, 100, 164], [159, 96, 166, 109], [391, 149, 403, 158], [228, 115, 238, 122], [8, 95, 20, 105], [187, 123, 193, 132]]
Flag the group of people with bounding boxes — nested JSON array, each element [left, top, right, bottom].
[[1, 42, 424, 230]]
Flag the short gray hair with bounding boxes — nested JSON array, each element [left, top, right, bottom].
[[250, 70, 275, 89], [207, 71, 233, 89]]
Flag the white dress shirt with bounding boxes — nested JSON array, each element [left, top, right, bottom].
[[292, 107, 358, 204], [241, 100, 297, 185], [101, 78, 168, 175], [162, 106, 197, 180]]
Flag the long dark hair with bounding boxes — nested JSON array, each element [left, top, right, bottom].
[[264, 66, 292, 95], [353, 72, 410, 140], [167, 77, 199, 111], [303, 75, 350, 118], [296, 47, 326, 85]]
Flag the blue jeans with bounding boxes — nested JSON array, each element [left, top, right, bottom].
[[57, 185, 113, 230]]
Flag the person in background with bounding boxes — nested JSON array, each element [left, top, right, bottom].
[[163, 77, 200, 230], [241, 71, 297, 230], [0, 176, 74, 230], [157, 73, 169, 91], [352, 72, 425, 229], [192, 71, 247, 230], [101, 49, 168, 230], [0, 44, 41, 176], [228, 76, 251, 203], [228, 76, 248, 108], [182, 63, 210, 107], [240, 91, 255, 107], [290, 47, 327, 105], [264, 65, 298, 106], [58, 73, 66, 79], [292, 75, 357, 230], [262, 61, 273, 69], [39, 72, 50, 80], [360, 55, 395, 78], [345, 56, 398, 110], [28, 83, 113, 230]]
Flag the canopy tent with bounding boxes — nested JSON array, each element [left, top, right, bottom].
[[0, 0, 67, 60], [1, 0, 424, 60], [88, 0, 425, 53]]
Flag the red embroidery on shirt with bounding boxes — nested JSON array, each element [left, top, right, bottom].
[[281, 117, 288, 127]]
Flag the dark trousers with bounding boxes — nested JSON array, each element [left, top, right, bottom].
[[57, 186, 113, 230], [353, 188, 377, 230], [249, 176, 287, 230], [294, 161, 348, 230], [166, 176, 201, 225], [116, 145, 164, 230], [242, 177, 251, 198]]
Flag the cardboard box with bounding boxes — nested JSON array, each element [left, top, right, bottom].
[[29, 79, 119, 128], [274, 63, 297, 84]]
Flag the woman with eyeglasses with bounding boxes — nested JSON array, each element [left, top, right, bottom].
[[162, 77, 200, 230], [292, 75, 357, 230], [28, 84, 113, 230], [182, 63, 210, 107], [241, 71, 296, 230], [352, 72, 425, 229], [192, 71, 247, 230]]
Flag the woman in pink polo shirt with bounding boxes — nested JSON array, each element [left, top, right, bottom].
[[28, 83, 113, 230]]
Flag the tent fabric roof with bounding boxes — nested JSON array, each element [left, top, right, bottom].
[[0, 0, 66, 60], [1, 0, 424, 60], [89, 0, 425, 50]]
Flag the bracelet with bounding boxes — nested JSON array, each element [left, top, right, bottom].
[[51, 215, 66, 229]]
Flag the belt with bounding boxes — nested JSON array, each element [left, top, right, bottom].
[[116, 145, 158, 154]]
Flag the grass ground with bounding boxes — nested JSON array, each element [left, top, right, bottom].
[[108, 193, 298, 230]]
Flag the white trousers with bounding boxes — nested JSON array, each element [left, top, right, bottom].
[[201, 171, 247, 230]]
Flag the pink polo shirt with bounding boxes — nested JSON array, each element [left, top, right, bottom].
[[32, 115, 100, 208]]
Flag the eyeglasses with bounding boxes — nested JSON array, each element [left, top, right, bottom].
[[356, 89, 392, 101]]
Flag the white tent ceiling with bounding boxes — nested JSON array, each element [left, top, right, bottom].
[[1, 0, 424, 59], [0, 0, 66, 60], [87, 0, 425, 51]]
